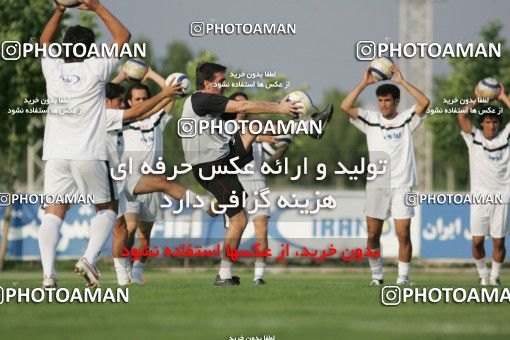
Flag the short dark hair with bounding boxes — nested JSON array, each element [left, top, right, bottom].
[[105, 82, 125, 100], [478, 105, 503, 124], [124, 84, 151, 108], [196, 62, 227, 90], [228, 92, 248, 100], [376, 84, 400, 100], [63, 25, 95, 62]]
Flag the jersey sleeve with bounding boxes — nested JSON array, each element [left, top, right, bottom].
[[105, 109, 124, 132], [460, 126, 477, 147], [402, 105, 424, 133], [86, 56, 120, 81], [499, 121, 510, 140], [41, 46, 63, 79], [191, 92, 229, 117], [349, 108, 374, 134]]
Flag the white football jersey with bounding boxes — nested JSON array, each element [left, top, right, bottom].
[[350, 105, 423, 188], [462, 124, 510, 195], [41, 53, 119, 160]]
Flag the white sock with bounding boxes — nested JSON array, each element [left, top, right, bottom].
[[114, 257, 131, 285], [491, 260, 502, 280], [254, 261, 266, 280], [83, 209, 116, 265], [218, 259, 233, 279], [38, 214, 62, 278], [475, 258, 489, 278], [132, 260, 145, 281], [368, 249, 383, 280], [398, 261, 411, 278]]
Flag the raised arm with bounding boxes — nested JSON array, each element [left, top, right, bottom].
[[123, 82, 181, 121], [40, 2, 66, 45], [340, 65, 375, 119], [142, 67, 167, 89], [142, 68, 176, 114], [457, 87, 478, 134], [224, 99, 299, 118], [497, 84, 510, 110], [78, 0, 131, 46], [391, 65, 430, 117]]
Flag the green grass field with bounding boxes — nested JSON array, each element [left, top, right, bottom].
[[0, 268, 509, 340]]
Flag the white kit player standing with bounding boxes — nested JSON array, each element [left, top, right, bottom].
[[458, 84, 510, 286]]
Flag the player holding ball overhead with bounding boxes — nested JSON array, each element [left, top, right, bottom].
[[458, 82, 510, 286]]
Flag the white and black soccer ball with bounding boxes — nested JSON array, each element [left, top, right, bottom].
[[123, 58, 148, 82], [286, 91, 314, 121], [369, 57, 394, 81], [477, 77, 500, 100], [165, 72, 192, 99], [55, 0, 80, 7]]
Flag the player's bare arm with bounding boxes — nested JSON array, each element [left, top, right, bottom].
[[340, 65, 376, 119], [124, 82, 181, 121], [497, 84, 510, 110], [457, 87, 479, 134], [111, 69, 128, 84], [142, 67, 176, 114], [391, 65, 430, 117], [78, 0, 131, 46], [39, 1, 66, 45]]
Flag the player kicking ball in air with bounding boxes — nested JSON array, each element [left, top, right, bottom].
[[458, 84, 510, 286], [341, 64, 429, 286], [38, 0, 130, 288]]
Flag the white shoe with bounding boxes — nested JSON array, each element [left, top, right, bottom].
[[42, 275, 57, 288], [75, 258, 101, 288], [396, 275, 410, 285], [132, 275, 145, 285], [479, 276, 490, 286]]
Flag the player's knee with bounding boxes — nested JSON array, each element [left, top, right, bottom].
[[493, 238, 505, 251], [396, 230, 411, 242], [367, 230, 381, 241]]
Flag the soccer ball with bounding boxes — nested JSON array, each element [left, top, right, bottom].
[[477, 77, 500, 100], [369, 57, 394, 81], [165, 73, 192, 98], [286, 91, 314, 121], [274, 134, 293, 148], [123, 58, 148, 82], [55, 0, 80, 7]]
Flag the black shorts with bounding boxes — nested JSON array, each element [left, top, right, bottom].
[[192, 132, 253, 218]]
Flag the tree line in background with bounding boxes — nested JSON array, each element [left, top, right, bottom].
[[1, 1, 510, 196]]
